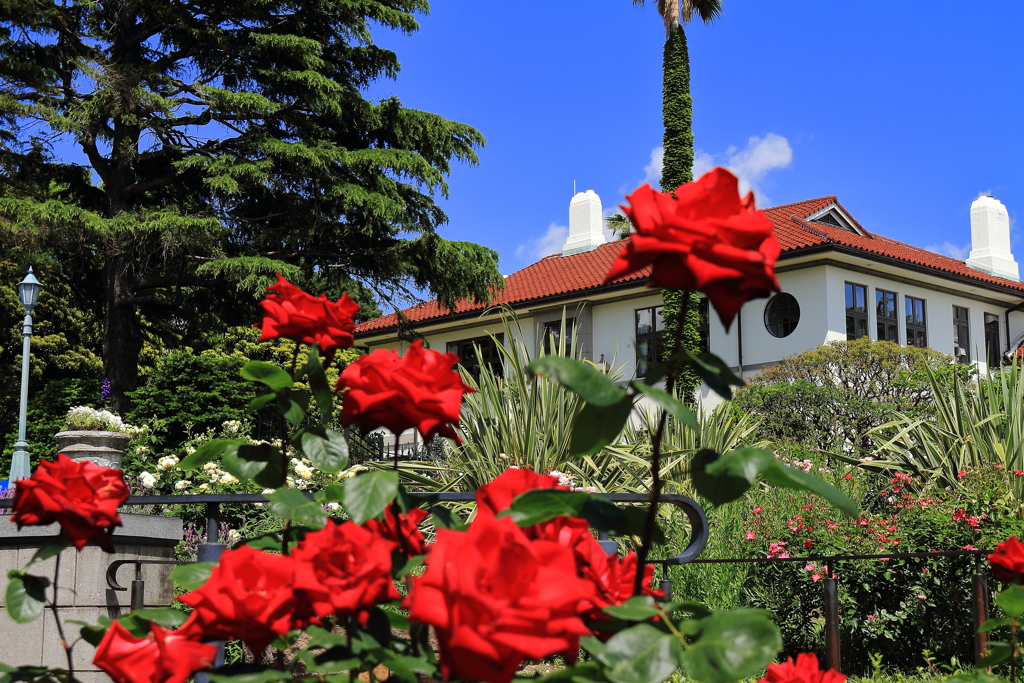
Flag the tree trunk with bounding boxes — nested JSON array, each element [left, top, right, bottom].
[[659, 26, 702, 403], [103, 252, 142, 414]]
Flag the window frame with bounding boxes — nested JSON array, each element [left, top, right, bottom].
[[875, 289, 899, 343], [905, 296, 927, 348], [446, 334, 505, 380], [985, 312, 1001, 368], [634, 305, 665, 378], [845, 282, 869, 340], [953, 305, 970, 363], [764, 293, 800, 338], [542, 318, 575, 355]]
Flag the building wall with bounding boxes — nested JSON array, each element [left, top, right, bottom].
[[592, 293, 663, 381]]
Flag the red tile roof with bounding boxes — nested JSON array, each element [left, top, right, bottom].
[[356, 197, 1024, 335]]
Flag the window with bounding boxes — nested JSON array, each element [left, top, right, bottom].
[[876, 290, 899, 342], [635, 305, 665, 377], [764, 293, 800, 338], [697, 298, 710, 353], [906, 296, 927, 348], [542, 318, 575, 355], [845, 283, 868, 340], [953, 306, 970, 363], [446, 335, 504, 380], [985, 313, 1001, 368]]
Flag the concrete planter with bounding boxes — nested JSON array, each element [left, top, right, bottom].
[[54, 430, 132, 470], [0, 513, 183, 682]]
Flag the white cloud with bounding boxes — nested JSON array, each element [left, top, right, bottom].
[[640, 134, 793, 204], [926, 241, 971, 260], [516, 222, 568, 261]]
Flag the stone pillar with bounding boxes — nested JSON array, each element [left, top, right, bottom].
[[54, 431, 132, 470], [0, 514, 183, 683]]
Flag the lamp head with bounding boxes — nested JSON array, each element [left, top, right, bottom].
[[18, 267, 42, 314]]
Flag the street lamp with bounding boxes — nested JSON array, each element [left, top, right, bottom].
[[9, 267, 42, 482]]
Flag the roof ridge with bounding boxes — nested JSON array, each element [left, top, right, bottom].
[[764, 196, 837, 212]]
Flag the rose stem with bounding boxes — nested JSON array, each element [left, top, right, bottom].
[[52, 551, 74, 675], [389, 438, 414, 557], [634, 292, 689, 595]]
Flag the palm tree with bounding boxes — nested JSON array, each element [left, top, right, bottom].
[[633, 0, 723, 402]]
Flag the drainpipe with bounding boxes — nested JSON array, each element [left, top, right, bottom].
[[1005, 299, 1024, 353], [736, 311, 744, 377]]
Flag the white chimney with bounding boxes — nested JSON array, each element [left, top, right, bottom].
[[562, 190, 605, 256], [965, 195, 1019, 281]]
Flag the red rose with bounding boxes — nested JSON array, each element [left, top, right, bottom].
[[989, 535, 1024, 583], [93, 619, 218, 683], [257, 274, 360, 356], [405, 516, 595, 683], [11, 453, 130, 551], [759, 653, 846, 683], [291, 519, 401, 626], [338, 340, 474, 441], [573, 534, 662, 624], [474, 468, 565, 521], [604, 167, 781, 328], [365, 506, 430, 556], [177, 545, 299, 655]]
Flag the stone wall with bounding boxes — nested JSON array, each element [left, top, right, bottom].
[[0, 514, 182, 683]]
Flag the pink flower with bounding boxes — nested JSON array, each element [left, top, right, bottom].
[[917, 594, 926, 599], [958, 470, 968, 478], [746, 532, 756, 540], [867, 615, 874, 620], [843, 474, 853, 480], [1014, 470, 1024, 476], [995, 464, 1005, 470], [811, 573, 822, 582], [964, 545, 979, 550], [752, 506, 763, 514], [804, 564, 816, 571]]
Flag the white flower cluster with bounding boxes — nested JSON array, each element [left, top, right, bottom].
[[64, 406, 137, 434], [336, 464, 368, 480], [548, 470, 574, 489], [200, 461, 239, 485], [156, 455, 179, 471], [139, 471, 159, 488], [290, 458, 314, 480]]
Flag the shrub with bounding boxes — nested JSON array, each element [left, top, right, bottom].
[[735, 339, 963, 454]]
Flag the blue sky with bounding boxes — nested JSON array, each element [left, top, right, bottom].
[[366, 1, 1024, 276]]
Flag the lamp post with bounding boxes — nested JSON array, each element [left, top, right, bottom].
[[9, 267, 42, 482]]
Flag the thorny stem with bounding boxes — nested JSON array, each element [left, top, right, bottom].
[[52, 552, 74, 676], [1012, 617, 1018, 683], [634, 293, 689, 595]]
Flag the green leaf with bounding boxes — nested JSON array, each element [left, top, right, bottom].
[[26, 535, 70, 568], [277, 393, 306, 426], [670, 350, 745, 401], [592, 623, 682, 683], [571, 397, 634, 455], [535, 662, 606, 683], [431, 506, 458, 530], [78, 622, 109, 647], [691, 448, 857, 517], [944, 671, 1009, 683], [396, 554, 426, 579], [307, 345, 336, 424], [603, 596, 661, 622], [221, 443, 281, 484], [632, 381, 700, 433], [240, 361, 293, 392], [978, 616, 1011, 633], [170, 562, 215, 591], [248, 392, 277, 412], [209, 666, 293, 683], [760, 461, 858, 518], [344, 471, 399, 524], [179, 438, 244, 470], [316, 484, 346, 504], [5, 574, 49, 623], [677, 610, 781, 683], [977, 641, 1012, 668], [128, 608, 188, 629], [379, 652, 437, 683], [301, 428, 349, 473], [503, 490, 591, 526], [267, 488, 327, 530], [528, 356, 629, 406], [996, 584, 1024, 618], [245, 534, 283, 551]]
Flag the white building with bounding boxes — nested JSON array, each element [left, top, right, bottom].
[[355, 189, 1024, 410]]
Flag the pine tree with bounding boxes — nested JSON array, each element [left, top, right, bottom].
[[0, 0, 502, 411]]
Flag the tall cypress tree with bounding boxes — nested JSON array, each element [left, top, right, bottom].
[[634, 1, 722, 403], [0, 0, 503, 412]]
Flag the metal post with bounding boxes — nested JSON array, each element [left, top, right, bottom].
[[659, 564, 673, 601], [974, 557, 990, 664], [195, 503, 227, 683], [130, 562, 145, 612], [597, 529, 618, 556], [9, 312, 33, 481], [823, 562, 842, 673]]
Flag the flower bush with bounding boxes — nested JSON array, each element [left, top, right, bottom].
[[61, 406, 140, 434], [4, 170, 864, 683]]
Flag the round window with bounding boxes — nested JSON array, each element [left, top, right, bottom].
[[764, 293, 800, 338]]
